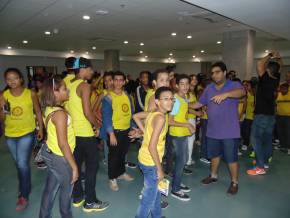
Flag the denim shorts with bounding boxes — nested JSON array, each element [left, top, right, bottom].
[[206, 137, 239, 163]]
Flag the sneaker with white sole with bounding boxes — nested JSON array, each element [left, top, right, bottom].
[[247, 167, 266, 176], [199, 158, 211, 164], [109, 179, 119, 191], [83, 201, 110, 213], [171, 190, 190, 201], [118, 173, 134, 181], [241, 145, 248, 151], [180, 184, 191, 193]]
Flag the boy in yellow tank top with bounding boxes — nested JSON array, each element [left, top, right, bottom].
[[133, 87, 174, 218], [241, 80, 255, 151], [102, 71, 135, 191], [39, 75, 78, 218], [276, 83, 290, 154], [68, 57, 109, 212], [169, 74, 195, 201]]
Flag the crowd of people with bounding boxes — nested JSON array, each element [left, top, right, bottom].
[[0, 51, 289, 218]]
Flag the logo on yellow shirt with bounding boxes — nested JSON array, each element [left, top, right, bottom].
[[12, 106, 23, 116], [122, 103, 129, 113]]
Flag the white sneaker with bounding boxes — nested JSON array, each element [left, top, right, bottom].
[[200, 158, 211, 164], [109, 179, 119, 191], [241, 145, 248, 151], [118, 173, 134, 181], [186, 159, 195, 166]]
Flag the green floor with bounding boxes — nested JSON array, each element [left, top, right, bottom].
[[0, 138, 289, 218]]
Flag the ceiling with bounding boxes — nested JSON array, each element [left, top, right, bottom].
[[0, 0, 290, 61]]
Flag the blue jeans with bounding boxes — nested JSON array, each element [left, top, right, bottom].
[[6, 132, 35, 199], [136, 163, 161, 218], [171, 136, 188, 192], [39, 145, 73, 218], [251, 115, 275, 168]]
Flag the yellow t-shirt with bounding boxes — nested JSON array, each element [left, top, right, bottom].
[[276, 92, 290, 116], [3, 88, 36, 137], [45, 107, 76, 156], [169, 94, 191, 137], [110, 91, 132, 130], [67, 79, 94, 137], [187, 93, 197, 119], [245, 92, 255, 120], [144, 89, 155, 112], [138, 112, 168, 166]]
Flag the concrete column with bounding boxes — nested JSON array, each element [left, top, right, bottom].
[[222, 30, 255, 80], [104, 49, 120, 71]]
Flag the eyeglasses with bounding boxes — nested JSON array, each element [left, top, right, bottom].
[[159, 97, 175, 102]]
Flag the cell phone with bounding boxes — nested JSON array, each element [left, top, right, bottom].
[[2, 101, 11, 114]]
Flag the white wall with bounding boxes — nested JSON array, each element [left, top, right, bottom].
[[0, 55, 203, 89]]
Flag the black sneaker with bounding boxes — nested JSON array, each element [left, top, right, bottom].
[[125, 161, 137, 169], [161, 200, 169, 209], [83, 201, 110, 212], [171, 190, 190, 201], [227, 182, 239, 195], [36, 161, 47, 169], [183, 168, 193, 175], [180, 184, 191, 193]]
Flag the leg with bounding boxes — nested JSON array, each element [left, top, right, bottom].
[[187, 119, 196, 165], [251, 116, 265, 168], [39, 151, 60, 218], [136, 165, 160, 218], [15, 132, 35, 199], [164, 134, 174, 174], [223, 139, 239, 183], [118, 130, 130, 177], [72, 137, 85, 200], [206, 137, 222, 177], [57, 157, 73, 218], [84, 137, 99, 203], [171, 136, 188, 192], [108, 136, 122, 179]]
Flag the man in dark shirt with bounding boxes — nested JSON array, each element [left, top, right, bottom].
[[247, 51, 282, 176], [135, 71, 150, 112]]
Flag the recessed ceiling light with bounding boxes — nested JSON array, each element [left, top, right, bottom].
[[187, 35, 192, 39], [192, 55, 196, 58], [70, 50, 74, 54], [217, 41, 222, 44], [96, 10, 109, 15], [92, 46, 96, 50], [44, 31, 51, 35], [140, 42, 144, 46], [22, 40, 28, 44], [139, 51, 143, 54], [83, 15, 90, 20], [171, 32, 177, 36], [145, 55, 148, 58], [7, 46, 12, 49], [201, 50, 205, 53], [169, 53, 173, 56], [123, 40, 128, 44], [265, 50, 269, 53]]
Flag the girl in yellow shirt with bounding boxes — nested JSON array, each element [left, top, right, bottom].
[[134, 87, 174, 218], [39, 75, 78, 218], [0, 68, 43, 211]]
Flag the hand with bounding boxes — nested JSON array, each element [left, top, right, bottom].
[[157, 169, 165, 182], [195, 111, 203, 117], [211, 93, 229, 104], [109, 133, 117, 146], [94, 128, 100, 137], [187, 123, 195, 135], [37, 129, 44, 141], [128, 128, 143, 139], [71, 167, 79, 184]]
